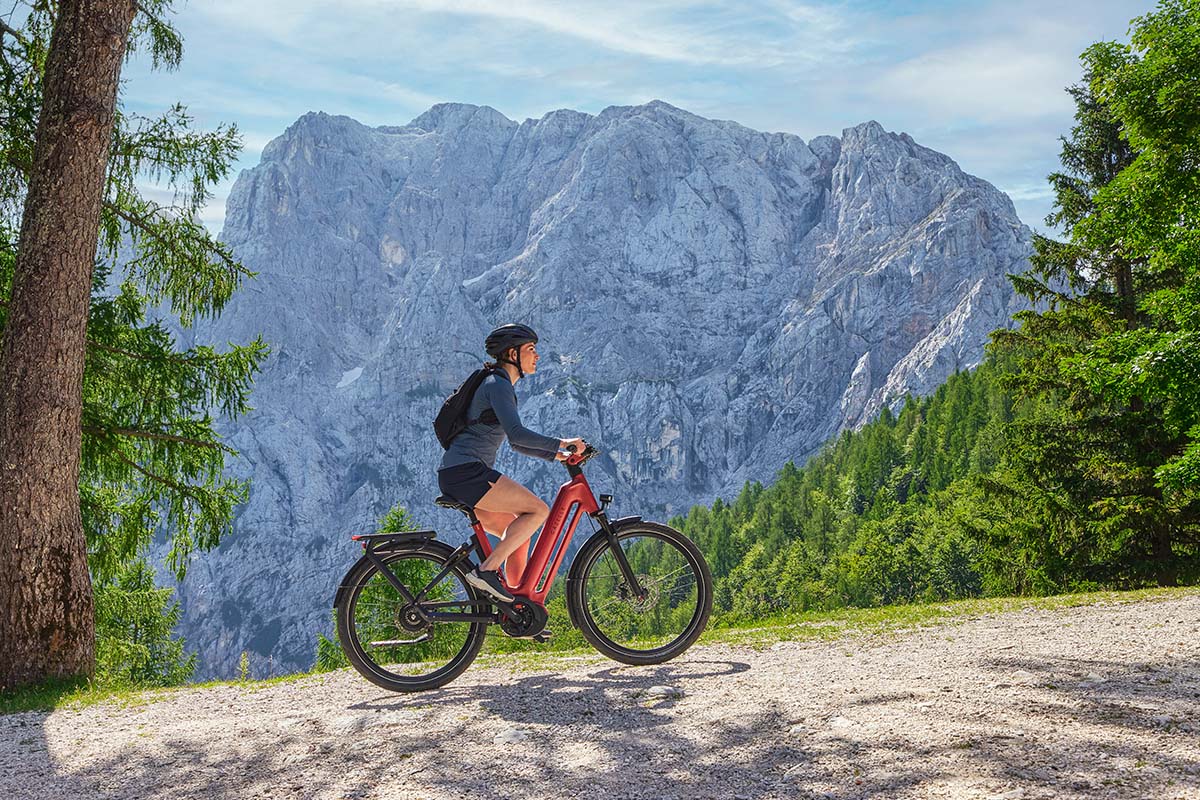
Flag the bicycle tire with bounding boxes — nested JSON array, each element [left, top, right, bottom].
[[335, 541, 487, 692], [567, 520, 713, 666]]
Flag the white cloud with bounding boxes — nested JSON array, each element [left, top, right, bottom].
[[869, 43, 1076, 124], [126, 0, 1152, 237], [240, 133, 275, 157], [192, 0, 860, 68]]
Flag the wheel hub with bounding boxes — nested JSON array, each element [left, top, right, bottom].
[[397, 605, 428, 633], [617, 575, 660, 612]]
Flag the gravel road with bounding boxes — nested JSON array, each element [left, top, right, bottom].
[[3, 592, 1198, 800]]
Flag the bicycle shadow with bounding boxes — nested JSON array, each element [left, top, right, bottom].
[[349, 658, 750, 717]]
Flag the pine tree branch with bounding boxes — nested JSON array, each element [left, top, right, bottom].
[[133, 1, 158, 22], [111, 449, 205, 502], [88, 338, 225, 366], [3, 150, 32, 178], [83, 425, 224, 450], [104, 198, 240, 272], [0, 19, 25, 43]]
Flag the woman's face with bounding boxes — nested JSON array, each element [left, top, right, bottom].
[[516, 342, 538, 374]]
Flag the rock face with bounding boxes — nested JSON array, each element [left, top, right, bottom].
[[166, 101, 1030, 678]]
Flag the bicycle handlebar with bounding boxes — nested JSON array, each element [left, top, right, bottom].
[[564, 443, 599, 468]]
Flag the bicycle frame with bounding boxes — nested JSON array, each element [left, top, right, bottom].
[[348, 449, 642, 628], [472, 466, 600, 606]]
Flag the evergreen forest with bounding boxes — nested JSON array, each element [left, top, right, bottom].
[[678, 0, 1200, 625]]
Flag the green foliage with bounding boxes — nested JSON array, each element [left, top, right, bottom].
[[681, 353, 1192, 627], [672, 363, 1012, 627], [93, 558, 195, 687], [314, 626, 349, 673], [990, 0, 1200, 587], [0, 2, 268, 688]]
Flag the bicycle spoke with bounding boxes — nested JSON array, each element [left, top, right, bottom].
[[343, 550, 484, 682]]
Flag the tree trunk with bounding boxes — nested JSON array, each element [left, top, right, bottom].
[[0, 0, 136, 690], [1150, 527, 1178, 587]]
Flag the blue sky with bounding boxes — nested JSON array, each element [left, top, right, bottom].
[[121, 0, 1154, 234]]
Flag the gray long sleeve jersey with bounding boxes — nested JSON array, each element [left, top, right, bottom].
[[439, 371, 561, 470]]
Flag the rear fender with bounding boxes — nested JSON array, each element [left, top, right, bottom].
[[333, 538, 455, 610]]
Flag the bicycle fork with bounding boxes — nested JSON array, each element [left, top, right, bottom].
[[592, 510, 647, 600]]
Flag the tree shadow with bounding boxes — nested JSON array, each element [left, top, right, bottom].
[[4, 651, 1197, 799]]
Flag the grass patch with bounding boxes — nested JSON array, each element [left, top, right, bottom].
[[0, 676, 178, 717], [4, 585, 1195, 716], [702, 585, 1199, 649], [0, 662, 325, 717]]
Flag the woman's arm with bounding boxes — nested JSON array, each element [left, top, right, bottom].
[[485, 379, 562, 453], [511, 442, 559, 461]]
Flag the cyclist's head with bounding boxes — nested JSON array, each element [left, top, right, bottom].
[[485, 324, 538, 378]]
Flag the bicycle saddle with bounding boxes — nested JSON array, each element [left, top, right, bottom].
[[435, 494, 475, 516]]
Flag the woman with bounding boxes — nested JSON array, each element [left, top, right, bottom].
[[437, 323, 586, 603]]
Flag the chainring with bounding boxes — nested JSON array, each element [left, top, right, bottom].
[[499, 598, 548, 638]]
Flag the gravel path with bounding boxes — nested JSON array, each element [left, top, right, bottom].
[[4, 592, 1199, 800]]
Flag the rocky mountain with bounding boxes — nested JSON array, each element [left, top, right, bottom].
[[165, 100, 1031, 678]]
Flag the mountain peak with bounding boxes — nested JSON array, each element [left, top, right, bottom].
[[203, 100, 1032, 679], [843, 120, 891, 139], [407, 103, 516, 133]]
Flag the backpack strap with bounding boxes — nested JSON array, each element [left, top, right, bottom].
[[464, 370, 501, 427]]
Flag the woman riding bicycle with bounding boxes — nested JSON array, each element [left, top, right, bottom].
[[437, 323, 586, 604]]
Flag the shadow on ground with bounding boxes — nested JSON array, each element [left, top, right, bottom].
[[5, 649, 1199, 799]]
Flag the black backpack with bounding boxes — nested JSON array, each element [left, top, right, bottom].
[[433, 367, 501, 449]]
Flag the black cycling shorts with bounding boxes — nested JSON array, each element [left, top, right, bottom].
[[437, 461, 503, 508]]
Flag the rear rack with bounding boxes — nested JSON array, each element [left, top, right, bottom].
[[350, 530, 437, 543]]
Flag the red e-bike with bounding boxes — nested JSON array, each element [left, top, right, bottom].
[[334, 445, 713, 692]]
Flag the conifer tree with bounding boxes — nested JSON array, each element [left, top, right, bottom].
[[0, 1, 267, 689], [991, 0, 1200, 587]]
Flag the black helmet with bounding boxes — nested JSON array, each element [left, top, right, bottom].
[[485, 324, 538, 377]]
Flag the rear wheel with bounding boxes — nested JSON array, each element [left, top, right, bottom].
[[335, 542, 488, 692], [568, 521, 713, 666]]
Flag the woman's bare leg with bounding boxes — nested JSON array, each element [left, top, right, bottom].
[[474, 509, 526, 583], [474, 476, 548, 575], [474, 508, 517, 539]]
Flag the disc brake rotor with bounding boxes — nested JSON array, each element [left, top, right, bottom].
[[617, 574, 660, 612]]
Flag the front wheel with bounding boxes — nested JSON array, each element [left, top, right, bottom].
[[335, 542, 488, 692], [567, 521, 713, 666]]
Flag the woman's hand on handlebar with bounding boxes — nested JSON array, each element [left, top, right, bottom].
[[557, 437, 587, 460]]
